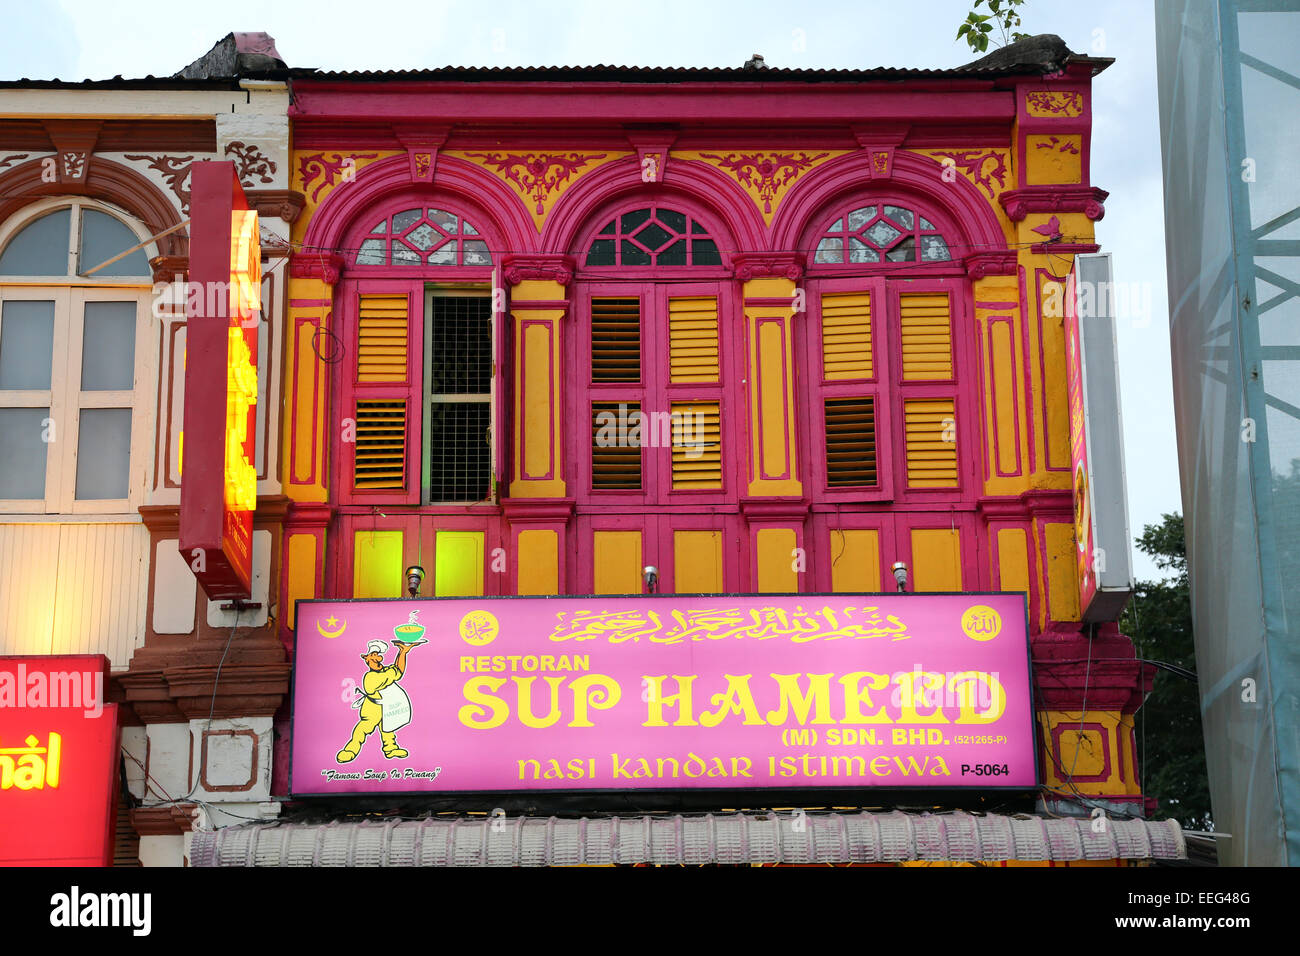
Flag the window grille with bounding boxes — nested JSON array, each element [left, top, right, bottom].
[[585, 207, 721, 267], [814, 204, 951, 265], [426, 294, 493, 502]]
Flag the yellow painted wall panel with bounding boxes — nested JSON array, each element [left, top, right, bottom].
[[990, 320, 1019, 475], [293, 318, 320, 487], [758, 321, 788, 478], [354, 530, 403, 599], [756, 528, 797, 593], [674, 530, 723, 594], [1039, 710, 1135, 796], [522, 322, 552, 479], [436, 531, 484, 597], [286, 532, 318, 627], [997, 528, 1030, 595], [1045, 522, 1080, 622], [830, 529, 881, 593], [517, 529, 558, 596], [911, 528, 962, 592], [1040, 278, 1071, 470], [594, 531, 641, 595], [1026, 135, 1082, 184]]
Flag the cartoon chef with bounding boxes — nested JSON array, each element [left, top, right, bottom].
[[337, 635, 422, 763]]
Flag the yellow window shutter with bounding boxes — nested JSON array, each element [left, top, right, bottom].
[[671, 400, 722, 490], [821, 291, 873, 380], [354, 399, 407, 489], [899, 292, 953, 380], [904, 398, 958, 487], [357, 293, 409, 382], [668, 296, 719, 383]]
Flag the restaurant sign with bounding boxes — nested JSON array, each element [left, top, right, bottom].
[[290, 593, 1036, 796], [178, 161, 261, 600], [1064, 253, 1134, 622], [0, 656, 119, 866]]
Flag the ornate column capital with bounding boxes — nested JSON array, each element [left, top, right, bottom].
[[964, 249, 1019, 280], [502, 253, 576, 287], [732, 252, 804, 282], [289, 251, 346, 283], [246, 188, 306, 224], [999, 185, 1108, 222]]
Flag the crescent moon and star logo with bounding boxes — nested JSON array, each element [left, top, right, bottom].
[[316, 614, 348, 639]]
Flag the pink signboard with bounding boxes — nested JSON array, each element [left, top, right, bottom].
[[290, 593, 1036, 795]]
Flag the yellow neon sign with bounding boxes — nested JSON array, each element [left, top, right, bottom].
[[0, 732, 61, 791], [224, 209, 260, 517]]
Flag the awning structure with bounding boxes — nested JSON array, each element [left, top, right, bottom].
[[189, 810, 1186, 866]]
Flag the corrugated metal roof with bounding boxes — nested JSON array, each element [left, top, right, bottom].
[[0, 33, 1110, 90], [189, 810, 1184, 866]]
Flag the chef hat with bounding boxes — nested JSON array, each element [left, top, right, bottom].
[[365, 640, 389, 656]]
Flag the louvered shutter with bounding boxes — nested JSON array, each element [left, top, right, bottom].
[[591, 297, 641, 382], [824, 397, 877, 486], [896, 288, 959, 489], [904, 397, 958, 487], [671, 400, 721, 489], [668, 296, 719, 383], [592, 401, 642, 489], [899, 292, 953, 380], [343, 284, 419, 502], [821, 291, 873, 380]]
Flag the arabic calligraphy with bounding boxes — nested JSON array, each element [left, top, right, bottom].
[[547, 605, 911, 645]]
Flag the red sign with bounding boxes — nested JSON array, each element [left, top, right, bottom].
[[179, 161, 261, 600], [0, 656, 119, 866]]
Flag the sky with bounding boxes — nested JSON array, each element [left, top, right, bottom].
[[1, 0, 1182, 579]]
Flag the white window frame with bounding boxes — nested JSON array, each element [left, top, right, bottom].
[[0, 198, 157, 515], [421, 286, 496, 505]]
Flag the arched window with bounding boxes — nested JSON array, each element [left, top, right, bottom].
[[813, 203, 951, 265], [0, 201, 154, 512], [800, 197, 967, 515], [0, 203, 151, 277], [584, 207, 721, 266], [354, 207, 491, 266]]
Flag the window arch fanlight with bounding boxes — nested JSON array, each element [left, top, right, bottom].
[[812, 202, 952, 266], [355, 207, 492, 267], [0, 201, 151, 278], [584, 206, 722, 267]]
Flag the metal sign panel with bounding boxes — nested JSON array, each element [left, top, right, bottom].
[[290, 593, 1036, 796], [1066, 253, 1135, 621], [178, 161, 260, 600]]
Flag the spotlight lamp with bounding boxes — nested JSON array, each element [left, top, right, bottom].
[[405, 565, 426, 598]]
